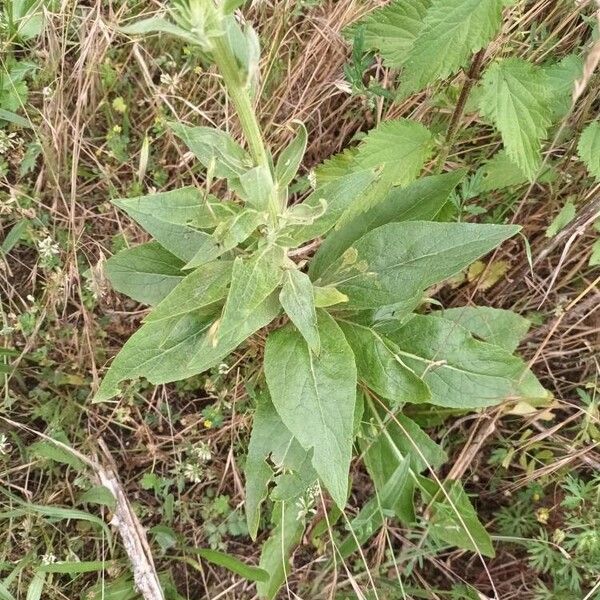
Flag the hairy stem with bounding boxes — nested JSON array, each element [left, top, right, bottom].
[[436, 49, 487, 173]]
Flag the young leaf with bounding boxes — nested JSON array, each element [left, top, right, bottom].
[[382, 314, 549, 408], [313, 286, 349, 308], [113, 188, 218, 262], [184, 209, 265, 269], [284, 169, 377, 247], [399, 0, 504, 97], [439, 306, 530, 353], [279, 269, 320, 354], [119, 17, 199, 45], [275, 122, 307, 188], [245, 393, 314, 539], [577, 121, 600, 180], [310, 171, 463, 278], [338, 320, 430, 405], [218, 245, 285, 338], [144, 260, 233, 323], [473, 150, 529, 193], [318, 221, 519, 311], [351, 0, 430, 68], [169, 122, 252, 181], [239, 166, 275, 212], [264, 311, 357, 508], [419, 478, 494, 557], [197, 549, 268, 583], [105, 242, 184, 306], [478, 58, 553, 180], [257, 500, 305, 600]]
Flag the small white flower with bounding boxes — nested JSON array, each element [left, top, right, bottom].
[[41, 553, 57, 565], [37, 236, 60, 260], [217, 362, 229, 375], [0, 434, 11, 456]]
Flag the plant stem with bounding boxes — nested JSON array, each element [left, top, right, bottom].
[[211, 34, 281, 223], [435, 49, 487, 173]]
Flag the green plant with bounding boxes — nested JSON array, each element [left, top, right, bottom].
[[94, 1, 555, 596]]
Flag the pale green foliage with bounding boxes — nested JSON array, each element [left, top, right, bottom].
[[97, 4, 551, 595], [399, 0, 504, 96], [577, 121, 600, 180], [478, 58, 553, 180], [546, 201, 576, 238]]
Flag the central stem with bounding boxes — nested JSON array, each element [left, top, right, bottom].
[[211, 33, 281, 224]]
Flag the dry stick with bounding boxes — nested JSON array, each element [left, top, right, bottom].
[[0, 417, 165, 600]]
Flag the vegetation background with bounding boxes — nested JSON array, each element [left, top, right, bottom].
[[1, 0, 599, 598]]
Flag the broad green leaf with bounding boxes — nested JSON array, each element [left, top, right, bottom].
[[383, 314, 549, 408], [184, 209, 265, 269], [419, 478, 494, 557], [577, 121, 600, 180], [96, 292, 281, 402], [338, 320, 429, 405], [399, 0, 504, 96], [264, 311, 357, 507], [224, 0, 246, 12], [313, 147, 359, 184], [275, 122, 307, 188], [337, 459, 411, 560], [439, 306, 530, 353], [239, 166, 275, 212], [187, 293, 281, 374], [94, 311, 217, 402], [197, 549, 268, 583], [285, 169, 377, 246], [351, 0, 430, 68], [26, 572, 45, 600], [120, 17, 199, 45], [245, 393, 315, 538], [219, 245, 284, 338], [590, 237, 600, 267], [318, 221, 519, 310], [257, 500, 305, 600], [313, 285, 348, 308], [169, 122, 252, 181], [279, 269, 320, 353], [105, 242, 184, 306], [144, 260, 233, 323], [478, 58, 553, 180], [545, 200, 576, 238], [310, 171, 463, 278], [113, 188, 218, 262]]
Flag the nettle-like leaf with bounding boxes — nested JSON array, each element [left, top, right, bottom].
[[264, 311, 357, 508], [478, 58, 553, 180], [381, 314, 549, 408], [578, 121, 600, 180], [399, 0, 505, 97], [310, 171, 463, 278], [317, 221, 519, 312], [543, 54, 582, 120], [353, 0, 430, 68], [105, 242, 184, 306]]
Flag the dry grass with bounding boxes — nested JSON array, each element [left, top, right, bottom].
[[1, 0, 599, 598]]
